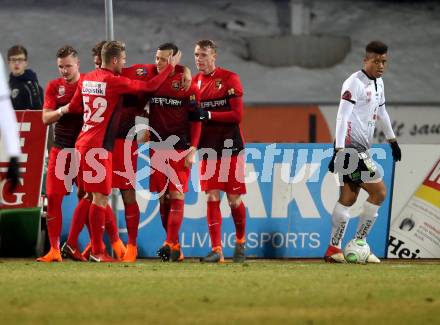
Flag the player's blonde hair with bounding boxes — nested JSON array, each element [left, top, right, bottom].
[[101, 41, 126, 65]]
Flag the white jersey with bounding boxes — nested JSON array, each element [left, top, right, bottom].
[[0, 55, 10, 98], [0, 54, 21, 157], [335, 70, 393, 152]]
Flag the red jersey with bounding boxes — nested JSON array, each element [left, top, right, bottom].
[[69, 65, 172, 150], [149, 70, 201, 150], [117, 64, 157, 139], [44, 74, 84, 148], [117, 64, 188, 139], [193, 67, 244, 156]]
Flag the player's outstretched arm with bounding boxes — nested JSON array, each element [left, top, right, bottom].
[[42, 107, 69, 125], [63, 83, 83, 115]]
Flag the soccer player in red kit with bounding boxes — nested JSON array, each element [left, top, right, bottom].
[[192, 40, 247, 263], [63, 41, 129, 262], [37, 46, 84, 262], [147, 43, 201, 262], [63, 41, 181, 262], [74, 40, 129, 262], [83, 42, 193, 262]]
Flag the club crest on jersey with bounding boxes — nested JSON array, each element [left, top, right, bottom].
[[58, 85, 65, 97], [215, 79, 222, 89], [172, 80, 180, 91], [136, 68, 147, 76], [342, 90, 352, 100]]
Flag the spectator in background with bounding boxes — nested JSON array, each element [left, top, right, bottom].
[[7, 45, 44, 110]]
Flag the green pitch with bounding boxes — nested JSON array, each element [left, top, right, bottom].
[[1, 259, 439, 324]]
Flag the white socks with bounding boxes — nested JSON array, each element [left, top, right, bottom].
[[330, 202, 351, 248], [356, 201, 380, 240]]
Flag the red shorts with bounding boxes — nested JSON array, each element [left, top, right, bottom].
[[112, 139, 137, 190], [149, 149, 190, 194], [76, 146, 113, 195], [46, 147, 78, 195], [200, 154, 246, 194]]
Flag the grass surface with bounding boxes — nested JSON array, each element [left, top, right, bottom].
[[0, 259, 439, 324]]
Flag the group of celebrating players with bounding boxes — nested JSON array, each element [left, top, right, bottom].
[[34, 38, 402, 264], [37, 39, 247, 263]]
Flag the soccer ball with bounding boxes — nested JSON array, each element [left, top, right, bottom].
[[343, 239, 371, 263]]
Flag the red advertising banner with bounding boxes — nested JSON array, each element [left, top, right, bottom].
[[423, 159, 440, 192], [0, 110, 47, 208]]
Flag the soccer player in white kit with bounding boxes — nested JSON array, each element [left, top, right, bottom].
[[0, 54, 21, 192], [325, 41, 402, 263]]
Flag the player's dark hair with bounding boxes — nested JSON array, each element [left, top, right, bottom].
[[196, 40, 217, 53], [365, 41, 388, 55], [101, 41, 126, 65], [157, 43, 179, 55], [56, 45, 78, 59], [7, 45, 28, 60], [92, 40, 107, 57]]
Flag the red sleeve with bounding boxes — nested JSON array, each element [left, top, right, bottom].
[[187, 83, 201, 147], [210, 97, 243, 123], [190, 122, 201, 147], [209, 73, 243, 123], [43, 81, 57, 110], [69, 81, 83, 113], [175, 65, 185, 74], [116, 65, 173, 94]]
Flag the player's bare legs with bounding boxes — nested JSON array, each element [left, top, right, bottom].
[[120, 189, 139, 262], [227, 193, 246, 263], [359, 181, 387, 205]]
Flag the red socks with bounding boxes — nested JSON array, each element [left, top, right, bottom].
[[46, 194, 64, 250], [67, 198, 91, 248], [231, 202, 246, 241], [124, 202, 140, 245], [89, 203, 106, 255], [105, 205, 119, 244], [160, 199, 171, 232], [166, 199, 184, 244], [207, 201, 222, 248]]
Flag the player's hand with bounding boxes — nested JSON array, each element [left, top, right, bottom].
[[188, 108, 210, 121], [168, 50, 182, 67], [181, 67, 192, 91], [389, 140, 402, 162], [328, 149, 337, 173], [6, 156, 20, 192], [57, 104, 69, 116], [184, 147, 197, 169], [328, 148, 347, 173]]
